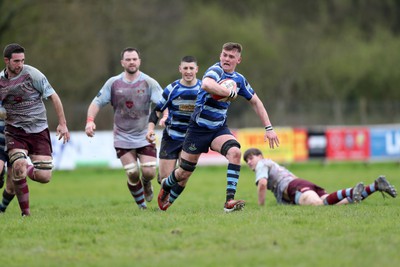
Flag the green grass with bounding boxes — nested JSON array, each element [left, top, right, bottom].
[[1, 162, 399, 267]]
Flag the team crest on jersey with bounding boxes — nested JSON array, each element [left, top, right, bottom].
[[188, 143, 197, 152], [13, 96, 23, 103], [137, 89, 145, 95], [126, 101, 134, 109]]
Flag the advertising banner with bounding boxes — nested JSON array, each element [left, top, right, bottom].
[[293, 128, 308, 161], [326, 127, 370, 160], [237, 127, 295, 163], [370, 127, 400, 160]]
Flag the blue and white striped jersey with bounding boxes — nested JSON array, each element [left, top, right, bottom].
[[193, 62, 255, 130], [156, 79, 201, 141]]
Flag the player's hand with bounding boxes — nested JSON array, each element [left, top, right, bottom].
[[56, 124, 70, 144], [146, 131, 156, 143], [85, 121, 96, 137], [159, 117, 167, 127], [264, 130, 279, 149], [228, 89, 237, 101]]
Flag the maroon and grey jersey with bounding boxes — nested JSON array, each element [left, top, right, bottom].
[[0, 65, 55, 133], [92, 72, 163, 149], [254, 158, 297, 204]]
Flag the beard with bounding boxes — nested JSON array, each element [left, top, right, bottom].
[[126, 67, 138, 75]]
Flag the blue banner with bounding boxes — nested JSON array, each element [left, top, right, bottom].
[[370, 128, 400, 160]]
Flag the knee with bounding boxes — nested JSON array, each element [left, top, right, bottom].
[[177, 158, 196, 181], [140, 161, 157, 178], [124, 162, 140, 181], [220, 139, 241, 161], [9, 151, 28, 179], [12, 159, 27, 180], [226, 147, 241, 161], [33, 170, 52, 183]]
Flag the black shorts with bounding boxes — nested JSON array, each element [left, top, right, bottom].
[[0, 149, 8, 162], [182, 121, 232, 154], [159, 131, 183, 160]]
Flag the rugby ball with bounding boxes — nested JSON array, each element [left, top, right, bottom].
[[211, 79, 237, 102]]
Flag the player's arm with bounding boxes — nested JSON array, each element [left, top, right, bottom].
[[249, 94, 279, 149], [146, 106, 162, 143], [202, 77, 235, 98], [49, 93, 70, 143], [159, 109, 168, 127], [257, 178, 268, 206], [85, 102, 101, 137]]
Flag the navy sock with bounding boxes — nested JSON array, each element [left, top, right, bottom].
[[165, 169, 178, 190], [226, 163, 241, 202], [169, 183, 185, 204], [0, 190, 15, 212]]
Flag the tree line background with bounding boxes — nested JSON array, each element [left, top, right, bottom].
[[1, 0, 400, 131]]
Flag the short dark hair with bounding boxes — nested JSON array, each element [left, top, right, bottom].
[[222, 42, 242, 53], [243, 148, 263, 162], [121, 47, 140, 60], [3, 43, 25, 59], [181, 55, 197, 63]]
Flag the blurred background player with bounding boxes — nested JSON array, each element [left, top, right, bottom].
[[146, 55, 200, 190], [157, 42, 280, 212], [243, 148, 397, 206], [85, 47, 163, 210], [0, 117, 15, 213], [0, 43, 70, 216]]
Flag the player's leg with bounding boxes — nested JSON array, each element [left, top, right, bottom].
[[158, 159, 178, 184], [323, 182, 364, 205], [0, 165, 15, 213], [137, 144, 157, 203], [8, 149, 30, 216], [29, 155, 54, 183], [296, 190, 325, 205], [0, 164, 4, 189], [212, 133, 245, 212], [158, 135, 182, 184], [360, 175, 397, 200], [287, 179, 327, 206], [158, 151, 200, 211], [119, 149, 146, 209], [158, 124, 209, 211]]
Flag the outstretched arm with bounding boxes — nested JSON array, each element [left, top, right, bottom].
[[49, 93, 70, 144], [257, 178, 268, 206], [85, 103, 101, 137], [249, 94, 279, 149]]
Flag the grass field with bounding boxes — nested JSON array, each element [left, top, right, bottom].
[[0, 162, 399, 267]]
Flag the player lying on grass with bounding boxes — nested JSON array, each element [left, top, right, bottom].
[[243, 148, 397, 206]]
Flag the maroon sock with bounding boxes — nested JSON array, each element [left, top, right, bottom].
[[127, 181, 145, 206], [27, 165, 35, 180], [14, 178, 30, 216], [324, 188, 353, 205]]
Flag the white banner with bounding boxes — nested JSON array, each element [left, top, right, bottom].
[[50, 131, 227, 170]]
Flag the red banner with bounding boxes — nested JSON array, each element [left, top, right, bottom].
[[326, 127, 370, 160]]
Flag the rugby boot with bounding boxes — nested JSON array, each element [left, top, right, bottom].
[[224, 199, 245, 213], [375, 175, 397, 198]]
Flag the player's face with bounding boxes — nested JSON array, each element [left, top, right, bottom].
[[5, 53, 25, 78], [245, 154, 262, 171], [220, 49, 241, 73], [121, 51, 141, 75], [179, 62, 198, 85]]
